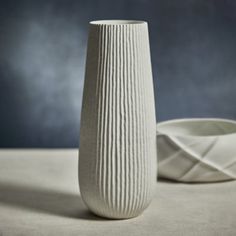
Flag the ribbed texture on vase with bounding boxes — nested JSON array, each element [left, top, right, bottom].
[[79, 22, 157, 219]]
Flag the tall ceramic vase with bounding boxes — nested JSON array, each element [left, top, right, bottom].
[[79, 20, 157, 219]]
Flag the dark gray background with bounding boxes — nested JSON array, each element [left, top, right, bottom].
[[0, 0, 236, 147]]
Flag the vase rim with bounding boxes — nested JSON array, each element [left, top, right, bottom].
[[90, 20, 147, 25]]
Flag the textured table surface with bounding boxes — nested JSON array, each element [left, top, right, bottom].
[[0, 150, 235, 236]]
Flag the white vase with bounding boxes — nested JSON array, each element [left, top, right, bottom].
[[79, 20, 157, 219], [157, 118, 236, 182]]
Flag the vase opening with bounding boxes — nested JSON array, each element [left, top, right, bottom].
[[90, 20, 146, 25], [157, 118, 236, 137]]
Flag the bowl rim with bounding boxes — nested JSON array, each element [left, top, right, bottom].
[[90, 20, 147, 26], [156, 118, 236, 137]]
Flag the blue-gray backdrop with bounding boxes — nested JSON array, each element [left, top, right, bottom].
[[0, 0, 236, 147]]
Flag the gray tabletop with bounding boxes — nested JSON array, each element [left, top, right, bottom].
[[0, 150, 235, 236]]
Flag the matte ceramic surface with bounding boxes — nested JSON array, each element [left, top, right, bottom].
[[157, 118, 236, 182], [79, 20, 157, 219]]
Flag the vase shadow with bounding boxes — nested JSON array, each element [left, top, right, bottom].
[[0, 180, 105, 221]]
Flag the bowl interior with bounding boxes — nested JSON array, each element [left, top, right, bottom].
[[157, 119, 236, 137]]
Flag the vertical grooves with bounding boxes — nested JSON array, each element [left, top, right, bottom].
[[95, 29, 104, 209], [102, 25, 108, 206], [115, 25, 119, 211], [106, 25, 112, 208], [145, 27, 153, 201], [95, 26, 104, 215], [126, 25, 132, 216], [141, 26, 147, 210], [142, 26, 149, 208], [139, 26, 146, 209], [95, 26, 101, 193], [123, 25, 129, 215], [110, 25, 115, 211], [120, 24, 125, 213], [117, 25, 121, 213], [80, 22, 156, 219], [134, 24, 141, 213], [98, 25, 106, 208], [137, 26, 145, 210], [111, 25, 116, 211], [129, 25, 135, 214], [132, 25, 139, 214]]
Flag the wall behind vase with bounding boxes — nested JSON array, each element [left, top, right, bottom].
[[0, 0, 236, 147]]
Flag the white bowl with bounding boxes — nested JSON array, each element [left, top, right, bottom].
[[156, 118, 236, 182]]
